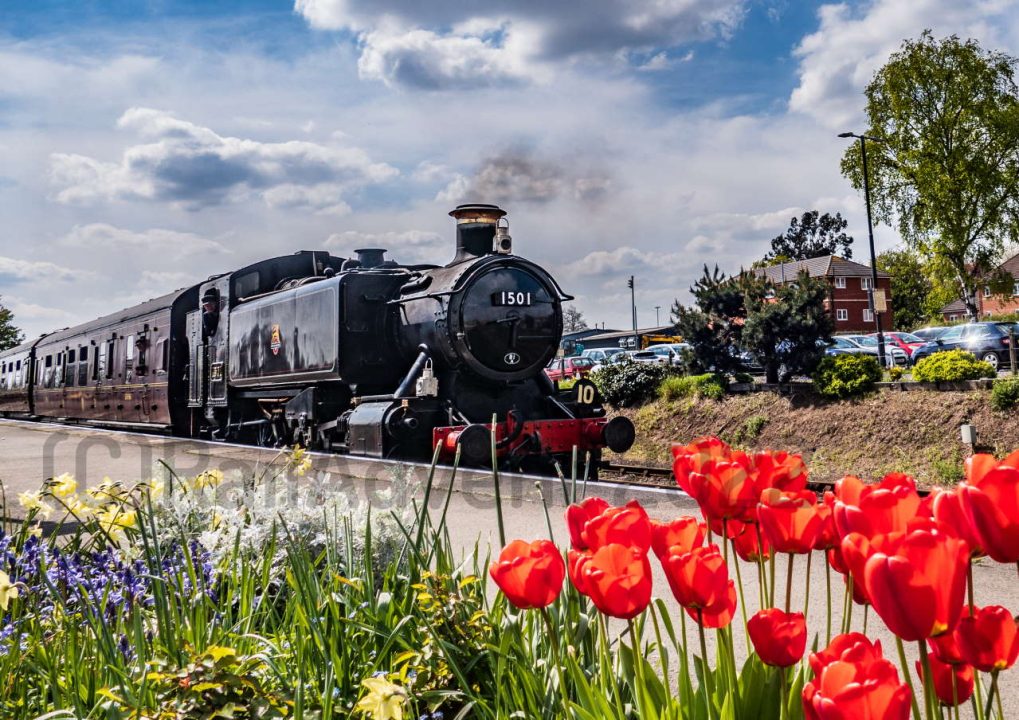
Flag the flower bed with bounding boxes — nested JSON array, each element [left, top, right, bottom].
[[0, 441, 1016, 719]]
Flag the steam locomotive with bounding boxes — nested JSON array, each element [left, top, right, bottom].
[[0, 204, 635, 472]]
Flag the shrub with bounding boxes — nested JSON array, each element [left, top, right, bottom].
[[911, 349, 996, 383], [812, 354, 883, 399], [887, 366, 904, 381], [991, 376, 1019, 411], [658, 373, 726, 401], [591, 360, 678, 407]]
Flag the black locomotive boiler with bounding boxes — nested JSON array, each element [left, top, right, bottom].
[[0, 204, 635, 473]]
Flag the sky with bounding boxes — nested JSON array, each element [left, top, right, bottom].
[[2, 0, 1019, 338]]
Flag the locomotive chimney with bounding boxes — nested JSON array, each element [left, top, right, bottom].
[[354, 248, 386, 268], [449, 203, 507, 264]]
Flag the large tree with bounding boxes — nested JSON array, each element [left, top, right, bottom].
[[742, 271, 834, 383], [875, 249, 933, 330], [563, 304, 588, 332], [842, 32, 1019, 319], [0, 298, 24, 351], [672, 266, 747, 376], [764, 210, 854, 263]]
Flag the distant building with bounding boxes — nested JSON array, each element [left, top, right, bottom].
[[756, 255, 893, 332], [579, 325, 681, 351], [938, 251, 1019, 320], [560, 328, 615, 355]]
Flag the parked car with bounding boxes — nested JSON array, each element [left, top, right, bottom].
[[825, 336, 875, 356], [842, 335, 909, 366], [912, 326, 950, 341], [641, 343, 691, 366], [882, 332, 929, 358], [910, 322, 1015, 370], [580, 347, 625, 365], [544, 356, 595, 382]]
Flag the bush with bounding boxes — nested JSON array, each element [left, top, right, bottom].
[[991, 376, 1019, 411], [887, 366, 904, 381], [812, 354, 883, 399], [912, 349, 996, 383], [591, 360, 678, 407], [658, 373, 727, 401]]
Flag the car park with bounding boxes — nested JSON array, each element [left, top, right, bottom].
[[580, 347, 625, 365], [825, 336, 874, 356], [882, 332, 929, 358], [544, 356, 595, 382], [641, 343, 690, 366], [912, 326, 950, 341], [910, 322, 1015, 370]]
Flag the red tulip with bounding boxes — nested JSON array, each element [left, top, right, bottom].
[[834, 473, 924, 539], [687, 580, 737, 629], [803, 634, 911, 720], [570, 543, 652, 619], [752, 450, 809, 493], [692, 459, 758, 522], [661, 544, 729, 610], [958, 455, 1019, 563], [567, 549, 590, 595], [956, 605, 1019, 672], [928, 630, 966, 666], [813, 492, 838, 551], [748, 608, 807, 667], [566, 498, 652, 553], [864, 527, 968, 640], [565, 497, 609, 550], [915, 652, 974, 706], [673, 437, 732, 494], [581, 500, 652, 553], [758, 489, 823, 554], [489, 539, 566, 610], [932, 488, 983, 558], [650, 517, 704, 560], [733, 524, 772, 562]]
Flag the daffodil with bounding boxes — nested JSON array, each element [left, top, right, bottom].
[[18, 491, 53, 520], [290, 445, 313, 477], [355, 678, 408, 720], [0, 571, 19, 611], [192, 469, 225, 490], [97, 504, 137, 542], [88, 477, 123, 502], [147, 477, 166, 500], [49, 473, 77, 498]]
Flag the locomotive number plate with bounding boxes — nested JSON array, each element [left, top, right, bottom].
[[492, 291, 533, 307]]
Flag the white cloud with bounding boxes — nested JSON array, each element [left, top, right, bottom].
[[0, 256, 80, 283], [295, 0, 747, 87], [790, 0, 1019, 128], [49, 107, 398, 209], [325, 229, 445, 262], [61, 223, 229, 255], [138, 270, 196, 291]]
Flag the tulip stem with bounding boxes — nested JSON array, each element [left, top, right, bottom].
[[730, 539, 751, 654], [784, 554, 794, 614], [649, 604, 673, 702], [769, 550, 776, 607], [628, 619, 647, 719], [754, 523, 769, 607], [778, 667, 788, 720], [863, 604, 869, 635], [803, 551, 812, 619], [842, 576, 854, 634], [895, 636, 922, 720], [824, 559, 832, 645], [984, 670, 1001, 720], [697, 610, 715, 720], [919, 640, 936, 720], [967, 563, 975, 614], [951, 668, 960, 720]]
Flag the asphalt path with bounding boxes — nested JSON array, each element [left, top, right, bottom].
[[0, 417, 1015, 717]]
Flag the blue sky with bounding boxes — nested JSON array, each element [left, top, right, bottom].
[[2, 0, 1018, 337]]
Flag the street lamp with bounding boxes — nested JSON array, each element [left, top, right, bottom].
[[627, 276, 638, 348], [839, 131, 887, 368], [655, 305, 661, 326]]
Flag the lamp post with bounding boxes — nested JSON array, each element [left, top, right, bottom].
[[627, 276, 638, 348], [655, 305, 661, 326], [839, 131, 887, 368]]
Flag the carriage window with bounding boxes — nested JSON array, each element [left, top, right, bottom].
[[45, 355, 52, 368], [234, 272, 259, 299], [105, 340, 115, 378], [92, 348, 100, 380], [156, 338, 168, 372], [68, 349, 75, 364], [79, 346, 88, 362], [126, 335, 135, 361]]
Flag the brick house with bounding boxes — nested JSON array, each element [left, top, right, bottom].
[[938, 252, 1019, 320], [757, 256, 893, 332]]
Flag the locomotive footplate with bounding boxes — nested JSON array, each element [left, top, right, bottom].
[[433, 414, 635, 466]]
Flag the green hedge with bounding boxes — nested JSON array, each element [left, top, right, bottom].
[[658, 373, 726, 401], [812, 354, 883, 399], [991, 377, 1019, 411], [912, 350, 996, 383], [591, 360, 680, 407]]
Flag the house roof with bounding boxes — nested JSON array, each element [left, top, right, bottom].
[[757, 255, 890, 283], [939, 299, 968, 315], [581, 324, 678, 342], [999, 251, 1019, 278]]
